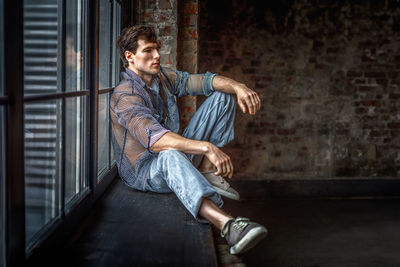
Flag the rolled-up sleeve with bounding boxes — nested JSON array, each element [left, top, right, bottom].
[[111, 91, 170, 149], [162, 67, 217, 97]]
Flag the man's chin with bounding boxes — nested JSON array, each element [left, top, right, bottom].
[[152, 65, 160, 71]]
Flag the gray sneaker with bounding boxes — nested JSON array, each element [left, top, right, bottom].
[[221, 217, 268, 254], [202, 170, 240, 200]]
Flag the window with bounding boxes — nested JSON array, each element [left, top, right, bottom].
[[0, 0, 5, 264], [23, 0, 90, 248], [98, 0, 121, 178], [24, 99, 62, 244], [3, 0, 121, 261], [0, 106, 4, 267]]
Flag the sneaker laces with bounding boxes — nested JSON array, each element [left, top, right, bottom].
[[232, 217, 250, 232], [221, 217, 250, 238]]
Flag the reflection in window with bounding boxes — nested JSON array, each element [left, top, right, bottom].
[[66, 0, 86, 91], [65, 96, 87, 207], [99, 0, 111, 90], [24, 99, 61, 245], [98, 93, 109, 176], [23, 0, 59, 95]]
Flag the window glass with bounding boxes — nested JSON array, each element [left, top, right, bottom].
[[66, 0, 86, 91], [112, 1, 121, 88], [98, 0, 112, 89], [98, 93, 109, 177], [1, 0, 5, 265], [0, 0, 3, 95], [24, 99, 61, 245], [23, 0, 59, 95], [110, 1, 121, 166], [0, 107, 4, 267], [65, 96, 87, 206]]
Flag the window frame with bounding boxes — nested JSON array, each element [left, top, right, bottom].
[[2, 0, 121, 265]]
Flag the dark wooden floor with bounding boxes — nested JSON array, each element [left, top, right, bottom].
[[221, 197, 400, 267], [27, 177, 400, 267], [29, 178, 218, 267]]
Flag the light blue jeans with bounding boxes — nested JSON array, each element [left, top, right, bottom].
[[145, 91, 236, 221]]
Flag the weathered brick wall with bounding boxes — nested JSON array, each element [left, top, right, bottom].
[[136, 0, 198, 131], [177, 0, 199, 131], [136, 0, 178, 68], [199, 0, 400, 179]]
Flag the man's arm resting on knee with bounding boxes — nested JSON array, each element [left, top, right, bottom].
[[212, 75, 261, 115], [150, 132, 234, 178]]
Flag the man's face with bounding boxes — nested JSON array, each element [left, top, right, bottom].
[[127, 37, 160, 77]]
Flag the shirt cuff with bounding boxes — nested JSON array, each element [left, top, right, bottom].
[[202, 72, 217, 96], [149, 129, 171, 149]]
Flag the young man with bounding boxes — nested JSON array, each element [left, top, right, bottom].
[[111, 25, 267, 254]]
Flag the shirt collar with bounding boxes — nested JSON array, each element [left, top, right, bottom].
[[121, 68, 147, 89]]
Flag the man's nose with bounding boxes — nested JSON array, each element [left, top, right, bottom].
[[153, 50, 160, 59]]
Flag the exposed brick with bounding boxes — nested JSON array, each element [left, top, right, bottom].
[[389, 93, 400, 99], [361, 55, 375, 62], [360, 100, 381, 107], [277, 129, 295, 135], [277, 113, 286, 120], [388, 122, 400, 129], [184, 3, 198, 15], [364, 72, 385, 78], [183, 15, 197, 26], [326, 47, 339, 54], [183, 28, 198, 40], [358, 86, 375, 91], [269, 136, 280, 143], [198, 0, 400, 178], [356, 107, 367, 114], [158, 0, 172, 9], [347, 70, 362, 77]]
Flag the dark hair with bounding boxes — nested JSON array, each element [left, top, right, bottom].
[[116, 25, 158, 68]]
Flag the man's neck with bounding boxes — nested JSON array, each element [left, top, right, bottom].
[[128, 66, 153, 86]]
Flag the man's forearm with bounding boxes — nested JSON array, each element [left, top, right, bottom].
[[212, 74, 261, 115], [150, 131, 210, 155], [212, 75, 242, 95]]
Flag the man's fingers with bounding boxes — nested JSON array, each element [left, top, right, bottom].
[[256, 93, 261, 111], [246, 95, 256, 115], [227, 158, 234, 179], [238, 99, 247, 113]]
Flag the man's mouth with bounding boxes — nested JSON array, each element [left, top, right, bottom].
[[152, 62, 160, 66]]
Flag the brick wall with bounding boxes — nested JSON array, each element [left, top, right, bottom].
[[177, 0, 199, 130], [136, 0, 198, 131], [199, 0, 400, 179], [136, 0, 178, 68]]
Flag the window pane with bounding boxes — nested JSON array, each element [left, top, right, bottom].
[[66, 0, 86, 91], [65, 96, 87, 206], [25, 99, 61, 245], [112, 1, 121, 88], [1, 0, 5, 265], [23, 0, 59, 95], [98, 93, 109, 177], [0, 107, 5, 267], [0, 0, 3, 97], [98, 0, 111, 89]]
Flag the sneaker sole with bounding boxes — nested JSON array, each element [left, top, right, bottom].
[[230, 226, 268, 254], [212, 186, 240, 200]]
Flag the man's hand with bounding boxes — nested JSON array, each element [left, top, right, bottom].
[[204, 143, 234, 178], [234, 83, 261, 115]]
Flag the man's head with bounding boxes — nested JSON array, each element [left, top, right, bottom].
[[116, 25, 161, 77]]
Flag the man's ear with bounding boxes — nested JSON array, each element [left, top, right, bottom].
[[125, 50, 134, 64]]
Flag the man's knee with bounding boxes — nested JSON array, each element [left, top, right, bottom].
[[158, 149, 188, 161], [211, 91, 235, 107]]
